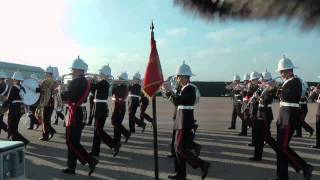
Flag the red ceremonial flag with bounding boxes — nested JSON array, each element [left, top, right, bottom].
[[143, 23, 164, 98]]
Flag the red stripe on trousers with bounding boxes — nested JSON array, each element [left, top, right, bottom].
[[282, 125, 301, 170], [66, 127, 87, 164]]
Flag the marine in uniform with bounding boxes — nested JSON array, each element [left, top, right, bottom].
[[111, 72, 131, 146], [294, 80, 314, 137], [227, 74, 244, 129], [246, 72, 261, 146], [53, 76, 65, 125], [86, 78, 96, 126], [308, 84, 320, 148], [37, 66, 58, 141], [139, 92, 153, 125], [2, 71, 29, 146], [90, 65, 121, 157], [165, 62, 210, 180], [61, 56, 98, 176], [128, 72, 146, 133], [240, 73, 259, 137], [269, 55, 313, 180], [249, 70, 276, 160]]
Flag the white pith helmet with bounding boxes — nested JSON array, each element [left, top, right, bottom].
[[99, 64, 112, 77], [262, 69, 272, 80], [275, 55, 297, 72], [12, 71, 24, 81], [250, 71, 261, 81], [233, 74, 240, 81], [45, 66, 54, 74], [0, 70, 7, 79], [70, 56, 88, 72], [175, 61, 194, 77], [118, 72, 128, 80], [133, 72, 141, 80], [243, 73, 250, 81]]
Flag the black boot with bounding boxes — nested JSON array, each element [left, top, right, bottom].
[[88, 158, 99, 176], [62, 168, 75, 174], [201, 162, 210, 180]]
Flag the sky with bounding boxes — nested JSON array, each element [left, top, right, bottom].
[[0, 0, 319, 82]]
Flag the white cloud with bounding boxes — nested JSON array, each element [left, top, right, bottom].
[[156, 38, 167, 48], [166, 28, 188, 37], [194, 47, 234, 59], [207, 27, 262, 45]]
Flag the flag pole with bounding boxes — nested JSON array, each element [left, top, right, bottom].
[[150, 21, 159, 180], [152, 96, 159, 180]]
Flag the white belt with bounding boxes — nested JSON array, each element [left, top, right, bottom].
[[259, 104, 272, 108], [299, 102, 307, 105], [70, 103, 86, 107], [236, 100, 242, 102], [12, 100, 23, 104], [94, 99, 108, 103], [112, 97, 126, 101], [177, 105, 194, 110], [128, 94, 140, 98], [280, 102, 300, 108], [80, 103, 86, 107], [234, 94, 241, 97]]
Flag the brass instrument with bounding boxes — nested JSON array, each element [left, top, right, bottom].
[[160, 76, 201, 104], [225, 82, 247, 91], [161, 76, 178, 98], [241, 77, 282, 113]]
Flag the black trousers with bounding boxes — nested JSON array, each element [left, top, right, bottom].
[[91, 115, 115, 155], [170, 129, 176, 155], [316, 116, 320, 146], [230, 102, 243, 128], [241, 109, 250, 135], [276, 124, 308, 180], [28, 105, 39, 129], [8, 106, 29, 145], [87, 95, 94, 125], [42, 106, 56, 138], [0, 113, 8, 132], [295, 110, 313, 136], [112, 102, 130, 145], [66, 126, 94, 169], [54, 110, 65, 124], [128, 98, 146, 133], [175, 129, 205, 178], [140, 102, 153, 124]]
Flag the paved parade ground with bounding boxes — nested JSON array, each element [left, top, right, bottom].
[[0, 97, 319, 180]]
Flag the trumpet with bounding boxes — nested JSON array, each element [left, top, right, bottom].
[[225, 82, 247, 91], [160, 76, 178, 98]]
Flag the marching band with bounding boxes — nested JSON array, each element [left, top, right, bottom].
[[225, 55, 315, 180], [0, 54, 318, 180]]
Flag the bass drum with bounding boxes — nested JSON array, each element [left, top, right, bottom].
[[21, 79, 40, 106]]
